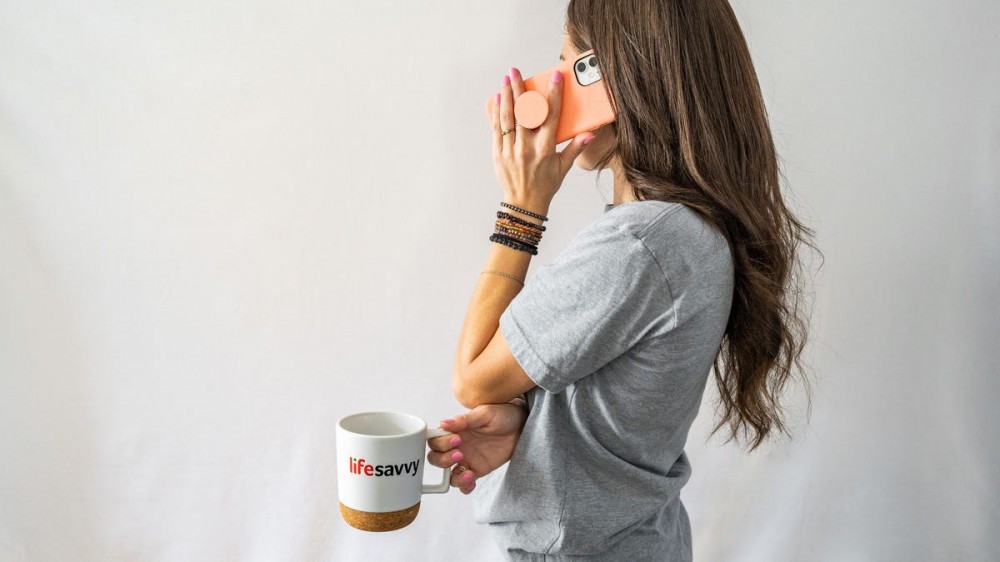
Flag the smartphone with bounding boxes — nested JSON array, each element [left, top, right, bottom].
[[486, 49, 616, 145]]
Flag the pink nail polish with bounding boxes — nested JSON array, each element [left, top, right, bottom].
[[462, 472, 474, 482], [441, 419, 455, 424], [452, 451, 464, 462], [503, 75, 510, 86], [551, 70, 562, 83], [510, 67, 520, 78], [449, 436, 461, 446]]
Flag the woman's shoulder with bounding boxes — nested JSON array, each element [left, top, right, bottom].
[[598, 200, 725, 248], [578, 200, 682, 244], [597, 200, 683, 232], [563, 201, 731, 275], [598, 200, 733, 287]]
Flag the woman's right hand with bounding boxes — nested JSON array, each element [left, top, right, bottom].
[[427, 402, 528, 494]]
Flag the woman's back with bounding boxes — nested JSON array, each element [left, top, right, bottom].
[[473, 200, 735, 560]]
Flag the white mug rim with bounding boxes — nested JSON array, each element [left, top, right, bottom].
[[337, 411, 427, 439]]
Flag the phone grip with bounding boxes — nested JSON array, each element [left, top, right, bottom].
[[423, 427, 452, 494], [514, 90, 549, 129]]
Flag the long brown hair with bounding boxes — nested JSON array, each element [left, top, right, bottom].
[[566, 0, 822, 452]]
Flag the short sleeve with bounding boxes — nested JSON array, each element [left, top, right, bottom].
[[498, 222, 675, 394]]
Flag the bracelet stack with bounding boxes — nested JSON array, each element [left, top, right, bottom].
[[499, 201, 549, 222], [489, 202, 548, 256]]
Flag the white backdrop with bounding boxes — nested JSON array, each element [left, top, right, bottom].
[[1, 1, 997, 560]]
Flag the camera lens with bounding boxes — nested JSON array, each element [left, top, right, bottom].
[[589, 57, 597, 67], [576, 61, 587, 73]]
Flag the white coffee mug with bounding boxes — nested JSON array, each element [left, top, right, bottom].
[[336, 411, 452, 532]]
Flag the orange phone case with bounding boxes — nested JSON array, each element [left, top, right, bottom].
[[486, 49, 616, 145]]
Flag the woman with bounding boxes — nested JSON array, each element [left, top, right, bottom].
[[428, 0, 819, 559]]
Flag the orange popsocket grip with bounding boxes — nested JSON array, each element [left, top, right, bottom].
[[514, 90, 549, 129]]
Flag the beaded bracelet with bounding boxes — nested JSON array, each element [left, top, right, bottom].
[[491, 232, 537, 252], [497, 226, 540, 246], [497, 227, 542, 245], [500, 201, 549, 222], [494, 217, 542, 243], [490, 233, 538, 255], [496, 217, 543, 242], [496, 232, 538, 248], [497, 215, 543, 232], [496, 222, 542, 243], [496, 211, 547, 232], [492, 234, 538, 256]]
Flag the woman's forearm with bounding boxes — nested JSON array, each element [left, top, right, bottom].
[[453, 204, 547, 376], [453, 244, 528, 373]]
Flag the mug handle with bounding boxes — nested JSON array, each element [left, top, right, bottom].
[[423, 427, 452, 494]]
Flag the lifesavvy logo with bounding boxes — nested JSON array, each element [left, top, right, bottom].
[[349, 457, 420, 477]]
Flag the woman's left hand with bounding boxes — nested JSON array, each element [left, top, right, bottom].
[[488, 67, 596, 213], [426, 403, 529, 494]]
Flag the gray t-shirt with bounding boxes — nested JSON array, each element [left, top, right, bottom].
[[473, 200, 735, 560]]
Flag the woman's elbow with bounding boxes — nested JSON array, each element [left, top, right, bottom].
[[451, 369, 482, 410]]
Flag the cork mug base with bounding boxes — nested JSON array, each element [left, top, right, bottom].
[[339, 500, 420, 532]]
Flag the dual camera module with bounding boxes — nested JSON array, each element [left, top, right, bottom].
[[576, 56, 598, 74], [573, 54, 602, 87]]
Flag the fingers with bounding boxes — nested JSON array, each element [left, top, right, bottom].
[[454, 467, 476, 494], [537, 69, 563, 147], [429, 408, 490, 447], [499, 74, 514, 153], [426, 446, 465, 469], [440, 406, 493, 435], [558, 132, 597, 177], [427, 429, 461, 452], [424, 445, 477, 493], [508, 67, 525, 99], [485, 94, 494, 127], [490, 92, 501, 151], [438, 414, 470, 434], [508, 67, 525, 150]]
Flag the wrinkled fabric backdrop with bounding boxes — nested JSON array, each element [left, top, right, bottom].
[[1, 1, 997, 560]]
